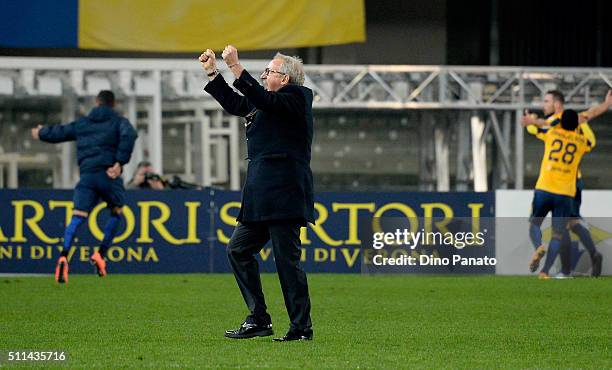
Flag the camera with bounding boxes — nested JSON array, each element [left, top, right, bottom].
[[144, 172, 163, 182], [166, 175, 202, 190], [142, 172, 201, 190]]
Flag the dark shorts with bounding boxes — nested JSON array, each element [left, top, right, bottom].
[[529, 189, 573, 234], [73, 171, 125, 213], [570, 178, 583, 218]]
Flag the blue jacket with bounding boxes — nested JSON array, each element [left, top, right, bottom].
[[39, 106, 138, 174], [205, 70, 315, 224]]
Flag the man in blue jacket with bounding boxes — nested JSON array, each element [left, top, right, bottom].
[[200, 46, 314, 341], [31, 90, 138, 283]]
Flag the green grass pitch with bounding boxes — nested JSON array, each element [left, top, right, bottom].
[[1, 274, 610, 368]]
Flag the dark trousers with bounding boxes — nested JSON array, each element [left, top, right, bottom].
[[530, 190, 573, 274], [227, 220, 312, 333]]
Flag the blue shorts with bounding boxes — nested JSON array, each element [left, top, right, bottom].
[[73, 171, 125, 213], [529, 190, 573, 234], [570, 178, 583, 218]]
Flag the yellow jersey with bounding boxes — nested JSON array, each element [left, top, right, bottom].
[[535, 127, 591, 197], [526, 110, 595, 179]]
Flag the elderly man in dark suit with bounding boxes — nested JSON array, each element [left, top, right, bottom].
[[199, 45, 314, 341]]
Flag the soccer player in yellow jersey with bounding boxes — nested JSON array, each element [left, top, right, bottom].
[[523, 90, 611, 277], [526, 110, 592, 279]]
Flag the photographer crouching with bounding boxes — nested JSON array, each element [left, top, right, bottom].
[[127, 161, 167, 190], [127, 161, 202, 190]]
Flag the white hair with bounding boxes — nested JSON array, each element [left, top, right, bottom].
[[274, 52, 305, 86]]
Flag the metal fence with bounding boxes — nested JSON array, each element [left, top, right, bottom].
[[0, 57, 610, 191]]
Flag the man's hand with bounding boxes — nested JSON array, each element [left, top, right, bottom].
[[106, 162, 122, 179], [521, 110, 547, 128], [521, 110, 536, 127], [132, 171, 145, 186], [149, 179, 165, 190], [31, 125, 42, 140], [222, 45, 239, 67], [199, 49, 217, 76], [221, 45, 244, 78], [605, 89, 612, 107]]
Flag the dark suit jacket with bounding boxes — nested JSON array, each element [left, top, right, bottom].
[[204, 70, 315, 224]]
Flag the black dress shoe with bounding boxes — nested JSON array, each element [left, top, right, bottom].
[[224, 322, 273, 339], [273, 331, 313, 342]]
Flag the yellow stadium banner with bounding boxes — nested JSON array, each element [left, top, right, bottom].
[[79, 0, 365, 52]]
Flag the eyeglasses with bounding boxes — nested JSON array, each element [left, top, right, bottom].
[[263, 68, 286, 77]]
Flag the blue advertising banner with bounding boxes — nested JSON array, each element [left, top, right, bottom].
[[0, 189, 494, 274], [212, 191, 495, 273], [0, 189, 210, 274]]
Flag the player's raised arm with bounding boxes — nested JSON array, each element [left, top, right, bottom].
[[33, 121, 77, 143], [580, 89, 612, 121]]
